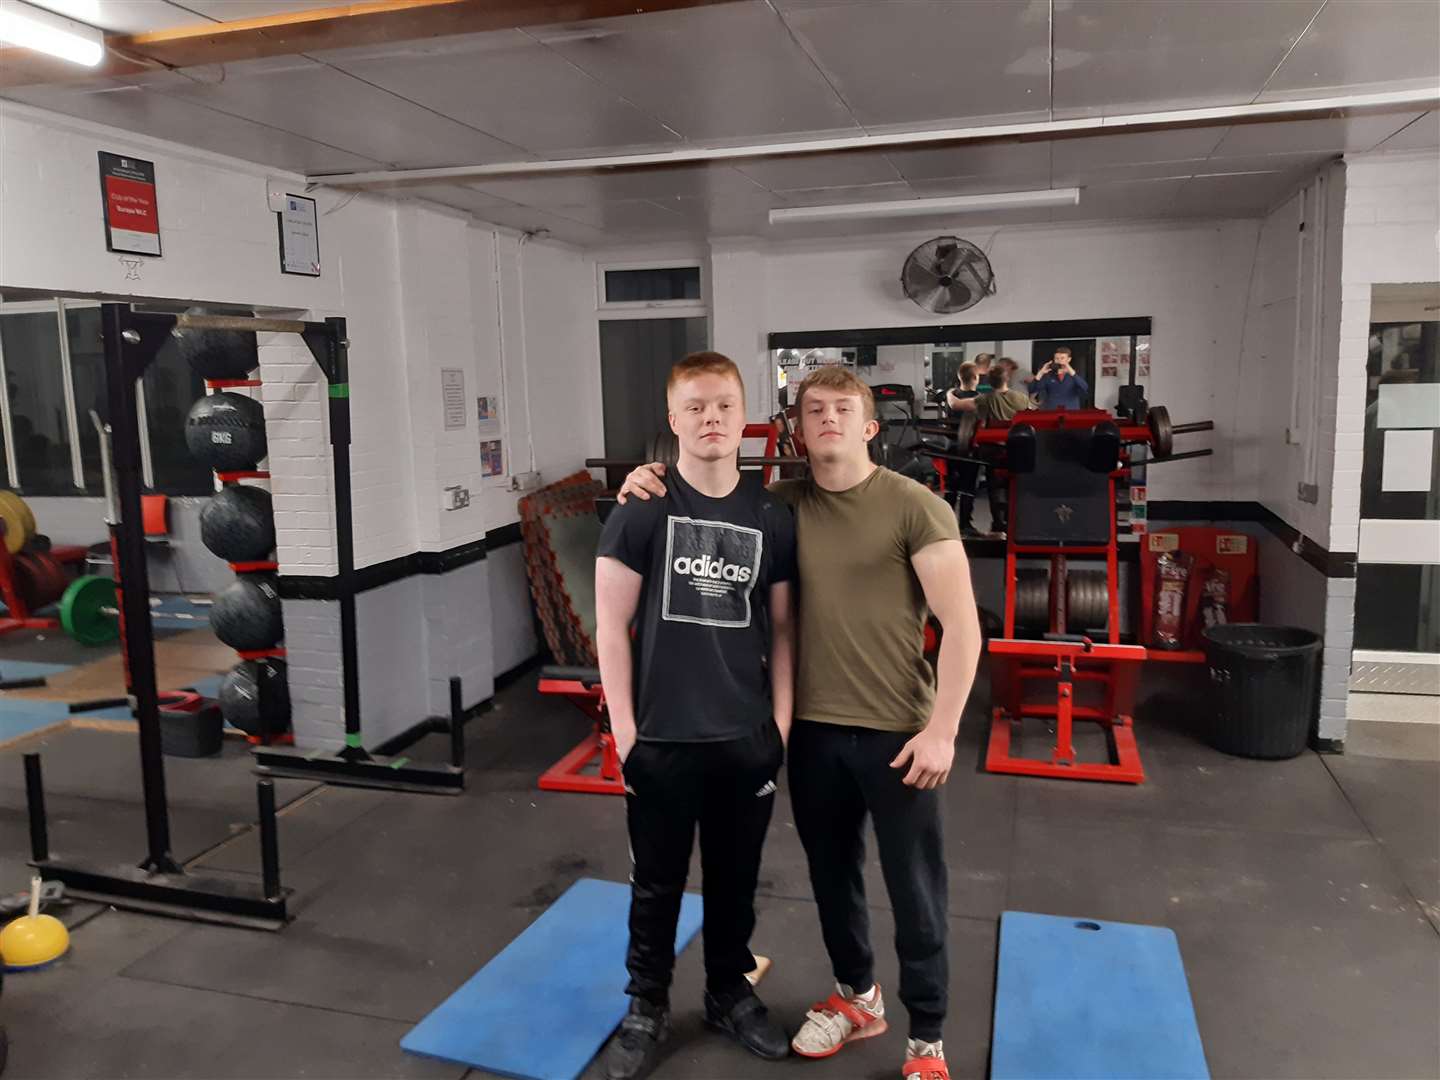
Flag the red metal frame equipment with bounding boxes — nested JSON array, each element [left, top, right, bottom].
[[977, 406, 1211, 785]]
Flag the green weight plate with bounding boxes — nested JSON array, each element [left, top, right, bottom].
[[60, 575, 119, 646]]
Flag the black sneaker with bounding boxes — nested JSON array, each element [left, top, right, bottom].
[[704, 988, 790, 1061], [605, 998, 669, 1080]]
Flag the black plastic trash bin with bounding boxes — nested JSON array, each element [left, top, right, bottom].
[[1203, 624, 1322, 759]]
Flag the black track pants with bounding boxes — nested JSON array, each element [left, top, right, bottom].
[[623, 723, 784, 1006], [787, 719, 948, 1042]]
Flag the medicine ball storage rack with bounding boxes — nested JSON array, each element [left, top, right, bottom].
[[22, 305, 292, 930], [191, 357, 291, 747], [185, 314, 466, 796]]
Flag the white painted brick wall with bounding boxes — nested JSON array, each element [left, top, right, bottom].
[[1325, 148, 1440, 740], [682, 219, 1265, 502]]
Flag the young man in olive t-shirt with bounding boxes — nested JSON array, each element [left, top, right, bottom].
[[618, 367, 982, 1080]]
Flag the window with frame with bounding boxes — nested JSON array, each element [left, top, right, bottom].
[[1, 299, 246, 497], [600, 264, 703, 307]]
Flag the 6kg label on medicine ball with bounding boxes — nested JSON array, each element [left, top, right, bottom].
[[661, 517, 762, 629]]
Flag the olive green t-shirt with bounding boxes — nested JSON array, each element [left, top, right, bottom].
[[769, 467, 960, 733]]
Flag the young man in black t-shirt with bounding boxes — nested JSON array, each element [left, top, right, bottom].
[[595, 351, 798, 1080]]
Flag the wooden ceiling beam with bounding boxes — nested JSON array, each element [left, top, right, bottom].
[[0, 0, 740, 89]]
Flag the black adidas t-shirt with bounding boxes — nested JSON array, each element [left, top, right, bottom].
[[597, 468, 798, 743]]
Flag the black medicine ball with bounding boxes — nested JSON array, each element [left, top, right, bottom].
[[173, 309, 258, 381], [218, 658, 290, 736], [185, 392, 267, 471], [210, 575, 283, 651], [200, 485, 275, 562]]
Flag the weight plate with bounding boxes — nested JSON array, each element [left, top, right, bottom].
[[0, 491, 33, 555], [9, 554, 40, 611], [60, 575, 120, 646], [1148, 405, 1174, 458]]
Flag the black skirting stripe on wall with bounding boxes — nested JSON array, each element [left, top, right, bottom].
[[769, 316, 1153, 350], [1147, 500, 1356, 579], [485, 522, 523, 549], [277, 536, 488, 600], [417, 538, 487, 575]]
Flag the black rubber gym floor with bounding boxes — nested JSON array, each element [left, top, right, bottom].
[[0, 669, 1436, 1080]]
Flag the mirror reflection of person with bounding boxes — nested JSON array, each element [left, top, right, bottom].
[[1029, 347, 1089, 410], [943, 362, 981, 413]]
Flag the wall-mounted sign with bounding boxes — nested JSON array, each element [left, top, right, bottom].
[[277, 193, 320, 277], [442, 369, 466, 429], [98, 152, 161, 257]]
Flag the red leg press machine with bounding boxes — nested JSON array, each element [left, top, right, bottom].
[[978, 407, 1214, 784]]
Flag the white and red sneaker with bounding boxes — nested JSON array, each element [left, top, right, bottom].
[[903, 1038, 950, 1080], [790, 983, 888, 1059]]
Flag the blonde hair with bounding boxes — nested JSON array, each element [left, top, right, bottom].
[[795, 366, 876, 421], [667, 351, 744, 402]]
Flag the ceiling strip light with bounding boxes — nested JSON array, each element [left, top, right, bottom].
[[0, 0, 105, 67], [768, 187, 1081, 225]]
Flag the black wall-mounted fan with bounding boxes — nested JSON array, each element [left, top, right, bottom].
[[901, 236, 996, 314]]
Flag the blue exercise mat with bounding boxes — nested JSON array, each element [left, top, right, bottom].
[[186, 675, 224, 699], [0, 700, 72, 742], [0, 660, 71, 681], [992, 910, 1209, 1080], [402, 877, 703, 1080]]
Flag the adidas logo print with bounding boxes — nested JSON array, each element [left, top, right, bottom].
[[672, 554, 753, 584], [755, 780, 777, 798]]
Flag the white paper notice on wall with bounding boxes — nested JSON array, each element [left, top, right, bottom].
[[1377, 383, 1440, 429], [442, 369, 466, 430], [1381, 428, 1435, 492], [278, 194, 320, 277]]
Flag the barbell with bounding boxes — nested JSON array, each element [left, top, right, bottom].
[[58, 575, 218, 646], [586, 429, 806, 473], [922, 405, 1212, 459]]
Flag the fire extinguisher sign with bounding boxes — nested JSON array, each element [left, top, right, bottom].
[[99, 151, 161, 257]]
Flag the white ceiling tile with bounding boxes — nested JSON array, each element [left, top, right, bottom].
[[1051, 128, 1228, 173], [0, 81, 381, 173], [777, 0, 1050, 128], [887, 140, 1051, 183], [1187, 152, 1333, 178], [31, 0, 212, 32], [1375, 112, 1440, 152], [733, 150, 902, 192], [1053, 0, 1322, 117], [178, 0, 348, 20], [1261, 0, 1440, 99], [1049, 178, 1186, 221], [467, 165, 764, 208], [773, 181, 916, 206], [1212, 113, 1424, 157], [1052, 160, 1205, 187], [405, 184, 520, 214], [466, 205, 609, 245], [528, 2, 858, 143], [1171, 170, 1307, 217], [669, 192, 783, 237], [315, 30, 681, 157], [905, 175, 1056, 198], [147, 61, 527, 169]]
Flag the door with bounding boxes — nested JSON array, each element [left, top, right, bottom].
[[1352, 295, 1440, 697], [598, 317, 708, 461]]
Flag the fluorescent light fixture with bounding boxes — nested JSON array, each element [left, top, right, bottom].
[[769, 187, 1080, 225], [0, 0, 105, 67]]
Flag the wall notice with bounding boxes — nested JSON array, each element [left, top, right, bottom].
[[277, 193, 320, 276], [442, 369, 466, 429], [481, 439, 505, 477], [99, 152, 161, 256]]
